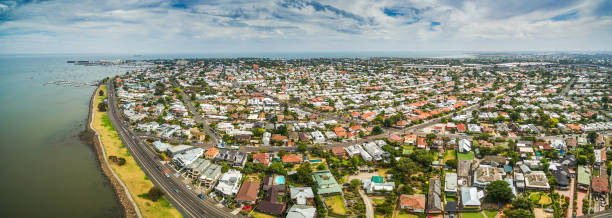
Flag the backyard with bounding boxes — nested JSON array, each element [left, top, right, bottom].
[[325, 195, 348, 215], [458, 151, 475, 161]]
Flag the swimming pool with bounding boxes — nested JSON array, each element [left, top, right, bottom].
[[275, 175, 285, 185], [309, 159, 322, 163]]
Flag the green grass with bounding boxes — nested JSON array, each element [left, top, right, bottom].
[[530, 193, 541, 202], [446, 195, 457, 202], [325, 195, 347, 215], [444, 150, 457, 162], [462, 212, 486, 218], [373, 199, 385, 205], [252, 212, 276, 218], [485, 209, 498, 218], [457, 152, 475, 160]]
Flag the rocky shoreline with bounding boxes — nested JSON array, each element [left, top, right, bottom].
[[83, 84, 139, 218]]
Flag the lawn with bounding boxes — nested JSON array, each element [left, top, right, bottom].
[[462, 212, 486, 218], [539, 195, 552, 205], [325, 195, 348, 215], [93, 85, 181, 218], [252, 212, 276, 218], [377, 168, 390, 178], [457, 152, 475, 160], [444, 150, 457, 162], [485, 209, 499, 218], [396, 210, 418, 218], [373, 198, 386, 205], [446, 195, 457, 202]]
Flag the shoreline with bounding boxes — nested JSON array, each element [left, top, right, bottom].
[[85, 82, 140, 218]]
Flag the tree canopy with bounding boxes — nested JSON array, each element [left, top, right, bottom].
[[485, 180, 514, 204]]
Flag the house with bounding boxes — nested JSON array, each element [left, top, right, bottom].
[[312, 170, 342, 195], [552, 165, 571, 190], [331, 147, 347, 158], [235, 181, 260, 204], [199, 163, 222, 188], [444, 173, 458, 194], [282, 154, 302, 164], [286, 205, 316, 218], [473, 165, 503, 188], [214, 169, 243, 197], [457, 123, 466, 132], [152, 141, 170, 152], [460, 187, 481, 209], [458, 139, 471, 153], [205, 147, 219, 159], [256, 176, 287, 216], [445, 201, 458, 216], [524, 171, 550, 191], [362, 178, 395, 194], [417, 137, 427, 149], [480, 155, 508, 167], [399, 194, 426, 213], [253, 153, 271, 166], [290, 187, 315, 206], [592, 177, 609, 197], [173, 148, 204, 167], [578, 165, 591, 190], [427, 178, 443, 214]]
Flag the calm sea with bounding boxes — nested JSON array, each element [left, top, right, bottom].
[[0, 56, 130, 218]]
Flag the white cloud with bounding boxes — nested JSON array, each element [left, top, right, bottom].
[[0, 0, 610, 54]]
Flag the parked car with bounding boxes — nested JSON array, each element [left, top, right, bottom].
[[198, 194, 206, 199], [174, 189, 179, 193], [186, 185, 191, 190], [165, 173, 170, 177]]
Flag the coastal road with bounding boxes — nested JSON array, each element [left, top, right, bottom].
[[107, 80, 237, 218]]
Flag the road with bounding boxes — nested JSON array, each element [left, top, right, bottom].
[[358, 189, 374, 218], [172, 80, 219, 145], [107, 80, 237, 218]]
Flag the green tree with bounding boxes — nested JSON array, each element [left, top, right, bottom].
[[98, 102, 107, 112], [219, 162, 230, 173], [295, 163, 313, 185], [297, 144, 308, 153], [98, 90, 104, 96], [349, 179, 361, 192], [587, 132, 598, 144], [504, 209, 534, 218], [485, 180, 514, 204], [252, 128, 265, 137], [372, 126, 384, 135], [511, 197, 533, 211], [267, 162, 287, 175], [147, 187, 164, 202], [446, 159, 458, 169]]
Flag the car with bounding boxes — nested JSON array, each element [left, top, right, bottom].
[[174, 189, 179, 193], [186, 185, 191, 190], [157, 165, 163, 171], [601, 201, 606, 207], [165, 173, 170, 177], [198, 194, 206, 199]]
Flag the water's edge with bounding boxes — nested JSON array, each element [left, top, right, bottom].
[[82, 82, 139, 218]]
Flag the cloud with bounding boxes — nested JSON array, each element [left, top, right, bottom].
[[0, 0, 611, 54]]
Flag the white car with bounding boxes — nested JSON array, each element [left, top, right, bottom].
[[186, 185, 191, 190]]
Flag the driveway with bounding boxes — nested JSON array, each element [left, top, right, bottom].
[[359, 189, 374, 218], [576, 190, 588, 216], [556, 177, 575, 218]]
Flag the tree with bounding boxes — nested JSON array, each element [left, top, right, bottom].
[[147, 187, 164, 202], [504, 209, 534, 218], [372, 126, 384, 135], [587, 132, 598, 144], [485, 180, 514, 204], [446, 159, 458, 169], [99, 90, 104, 96], [297, 144, 308, 153], [511, 197, 533, 211], [98, 102, 107, 112], [350, 179, 361, 192], [409, 150, 434, 166], [219, 162, 230, 173], [252, 128, 265, 137], [267, 162, 286, 175], [295, 163, 313, 185]]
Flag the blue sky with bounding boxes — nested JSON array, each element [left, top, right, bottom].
[[0, 0, 611, 54]]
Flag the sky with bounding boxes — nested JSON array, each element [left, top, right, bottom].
[[0, 0, 611, 54]]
